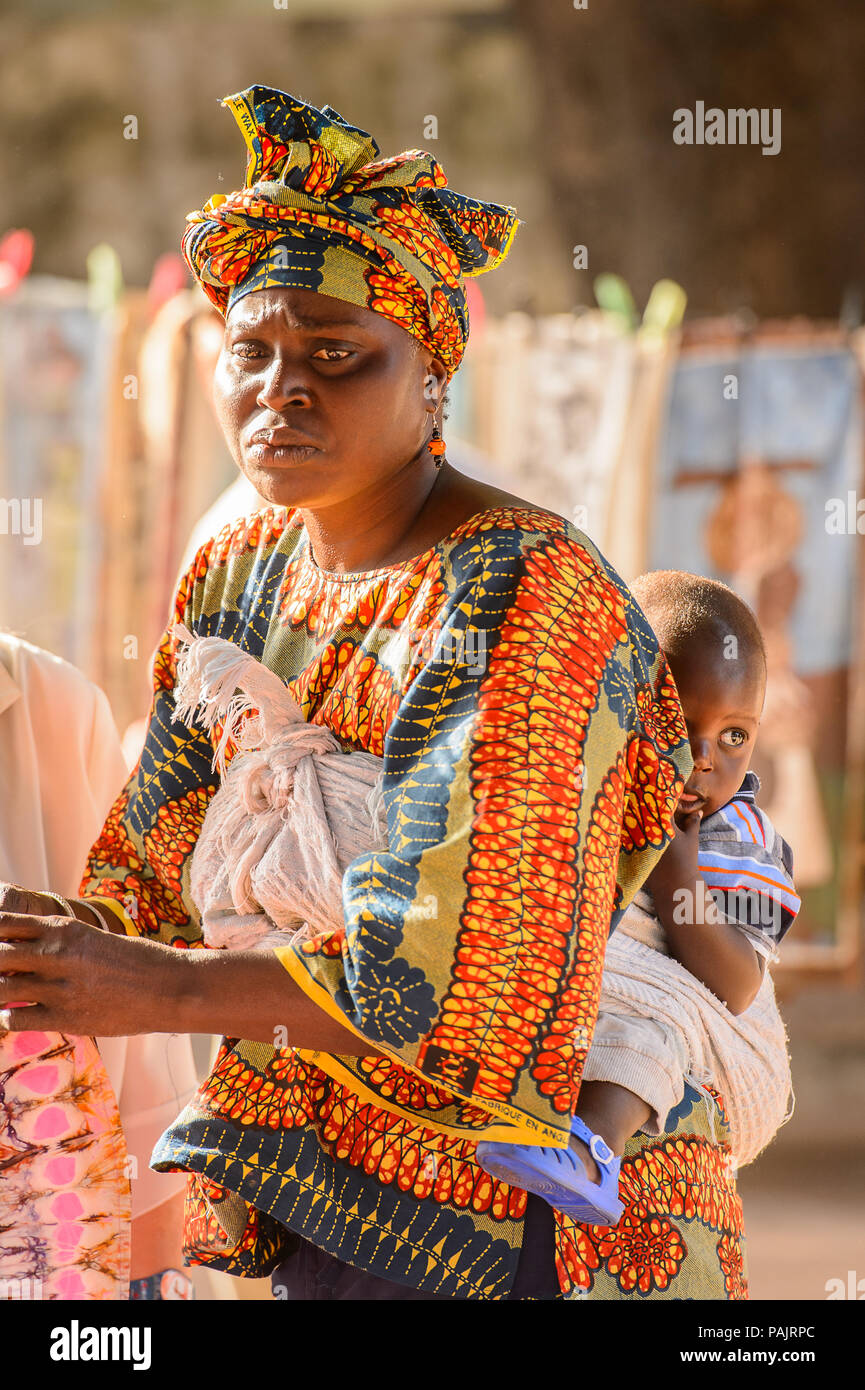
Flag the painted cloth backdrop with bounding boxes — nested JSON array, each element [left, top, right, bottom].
[[649, 336, 862, 948]]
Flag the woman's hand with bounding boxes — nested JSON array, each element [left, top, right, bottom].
[[0, 908, 179, 1036], [0, 881, 67, 920], [0, 886, 390, 1052], [0, 881, 115, 932]]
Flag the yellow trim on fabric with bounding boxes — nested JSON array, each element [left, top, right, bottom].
[[273, 943, 379, 1042], [274, 946, 569, 1147], [465, 213, 522, 278], [293, 1048, 566, 1145], [84, 895, 140, 937], [222, 91, 259, 182]]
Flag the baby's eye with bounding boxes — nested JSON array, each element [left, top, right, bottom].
[[720, 728, 748, 748]]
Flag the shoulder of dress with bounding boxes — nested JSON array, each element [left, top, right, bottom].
[[215, 502, 298, 549], [183, 504, 300, 580], [452, 506, 624, 586], [457, 505, 591, 546]]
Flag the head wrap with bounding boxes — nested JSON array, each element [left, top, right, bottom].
[[182, 85, 521, 376]]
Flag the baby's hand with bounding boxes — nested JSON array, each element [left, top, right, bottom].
[[646, 806, 701, 894], [673, 804, 703, 837]]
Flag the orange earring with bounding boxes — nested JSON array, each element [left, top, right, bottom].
[[428, 419, 446, 469]]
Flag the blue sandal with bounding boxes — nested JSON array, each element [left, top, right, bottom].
[[476, 1115, 624, 1225]]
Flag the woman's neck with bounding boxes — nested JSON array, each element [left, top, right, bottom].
[[300, 464, 445, 575], [299, 463, 539, 576]]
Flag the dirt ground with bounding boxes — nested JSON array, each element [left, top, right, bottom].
[[739, 1154, 865, 1301], [737, 974, 865, 1302]]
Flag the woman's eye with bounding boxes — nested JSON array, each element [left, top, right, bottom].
[[231, 343, 265, 360], [720, 728, 748, 748], [311, 347, 353, 362]]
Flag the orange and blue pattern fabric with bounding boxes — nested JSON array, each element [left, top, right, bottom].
[[182, 84, 520, 377], [81, 504, 749, 1299]]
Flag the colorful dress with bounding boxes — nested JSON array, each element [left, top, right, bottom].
[[82, 503, 748, 1300]]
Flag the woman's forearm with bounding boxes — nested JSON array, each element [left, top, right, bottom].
[[67, 896, 386, 1052], [0, 902, 388, 1050], [168, 944, 387, 1056]]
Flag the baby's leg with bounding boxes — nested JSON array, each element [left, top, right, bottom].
[[476, 1008, 688, 1218], [563, 1006, 686, 1189], [580, 1008, 691, 1166], [570, 1081, 652, 1183]]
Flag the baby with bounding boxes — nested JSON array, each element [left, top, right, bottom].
[[476, 570, 800, 1223]]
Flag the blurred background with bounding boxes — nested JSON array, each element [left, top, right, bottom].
[[0, 0, 863, 1300]]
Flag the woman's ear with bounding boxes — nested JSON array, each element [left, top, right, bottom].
[[423, 357, 449, 411]]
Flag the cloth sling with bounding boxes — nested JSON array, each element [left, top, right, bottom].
[[601, 900, 793, 1168], [171, 626, 790, 1168]]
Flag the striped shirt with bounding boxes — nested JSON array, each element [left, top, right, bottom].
[[698, 772, 800, 958]]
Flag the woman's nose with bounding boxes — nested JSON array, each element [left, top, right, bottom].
[[256, 358, 314, 412]]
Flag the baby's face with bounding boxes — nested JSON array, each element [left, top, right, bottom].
[[666, 646, 765, 822]]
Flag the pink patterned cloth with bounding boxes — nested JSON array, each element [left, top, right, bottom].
[[0, 635, 141, 1300], [0, 1029, 131, 1299]]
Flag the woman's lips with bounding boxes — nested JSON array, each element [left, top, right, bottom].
[[247, 442, 322, 467]]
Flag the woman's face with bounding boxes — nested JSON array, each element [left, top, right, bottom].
[[213, 286, 447, 509]]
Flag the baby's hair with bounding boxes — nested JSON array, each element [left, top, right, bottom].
[[630, 570, 767, 680]]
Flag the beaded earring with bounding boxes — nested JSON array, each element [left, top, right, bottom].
[[427, 420, 446, 469]]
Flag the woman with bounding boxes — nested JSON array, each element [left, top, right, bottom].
[[0, 85, 747, 1299]]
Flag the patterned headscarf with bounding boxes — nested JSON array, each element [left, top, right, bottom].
[[182, 85, 521, 376]]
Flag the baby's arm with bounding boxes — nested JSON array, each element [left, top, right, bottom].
[[644, 810, 764, 1015]]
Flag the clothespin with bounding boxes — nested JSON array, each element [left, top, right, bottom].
[[593, 273, 638, 331], [0, 228, 34, 296], [86, 242, 124, 314], [147, 252, 189, 319], [641, 278, 687, 340]]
